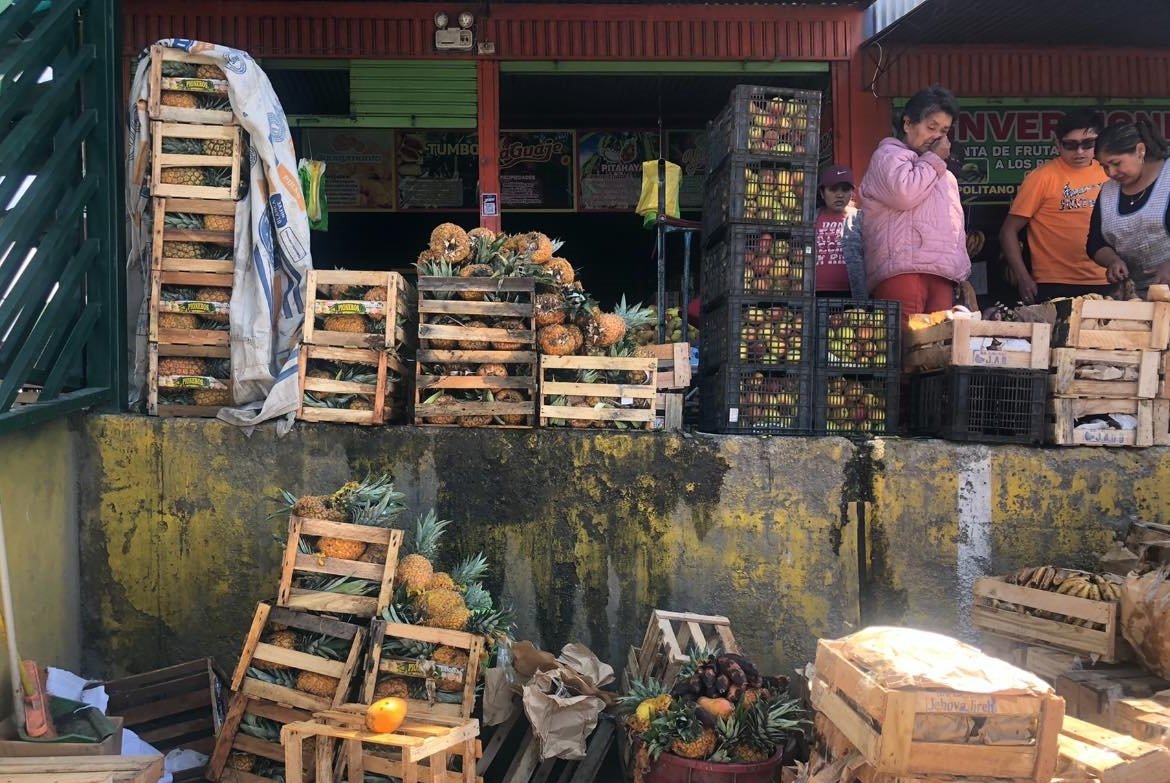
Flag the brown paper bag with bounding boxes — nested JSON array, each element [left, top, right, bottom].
[[522, 668, 605, 760], [1121, 566, 1170, 679]]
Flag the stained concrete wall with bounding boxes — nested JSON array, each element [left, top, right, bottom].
[[0, 418, 81, 717], [76, 415, 1170, 682]]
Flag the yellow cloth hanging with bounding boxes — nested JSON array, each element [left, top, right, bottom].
[[636, 160, 681, 226]]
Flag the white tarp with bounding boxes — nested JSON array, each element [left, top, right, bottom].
[[126, 39, 311, 435]]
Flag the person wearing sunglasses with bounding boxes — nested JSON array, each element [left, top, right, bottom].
[[999, 110, 1110, 304]]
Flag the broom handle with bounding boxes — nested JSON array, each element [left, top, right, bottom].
[[0, 501, 25, 731]]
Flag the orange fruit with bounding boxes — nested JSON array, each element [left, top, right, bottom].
[[366, 697, 408, 734]]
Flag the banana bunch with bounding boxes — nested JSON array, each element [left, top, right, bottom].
[[1004, 565, 1122, 602]]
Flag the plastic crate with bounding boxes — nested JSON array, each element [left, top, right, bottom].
[[910, 367, 1047, 444], [706, 85, 822, 173], [815, 299, 902, 371], [700, 363, 813, 434], [701, 297, 815, 370], [702, 153, 817, 244], [701, 225, 816, 308], [814, 370, 900, 436]]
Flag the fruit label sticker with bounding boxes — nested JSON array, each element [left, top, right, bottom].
[[164, 300, 228, 316], [728, 407, 739, 423], [972, 350, 1009, 366], [170, 78, 218, 93], [316, 301, 385, 318], [621, 397, 634, 406], [382, 658, 465, 683], [578, 130, 659, 211]]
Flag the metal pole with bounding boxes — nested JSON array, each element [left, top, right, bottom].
[[0, 501, 25, 732]]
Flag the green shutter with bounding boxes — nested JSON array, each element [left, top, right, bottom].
[[350, 60, 477, 128]]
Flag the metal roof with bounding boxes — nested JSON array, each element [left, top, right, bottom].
[[865, 0, 1170, 48]]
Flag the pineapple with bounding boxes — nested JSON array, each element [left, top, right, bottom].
[[157, 312, 200, 330], [429, 223, 471, 263], [202, 137, 235, 157], [537, 324, 577, 356], [428, 604, 471, 631], [425, 572, 457, 592], [291, 495, 346, 522], [263, 629, 298, 670], [196, 64, 226, 80], [457, 263, 494, 301], [315, 475, 405, 560], [203, 212, 234, 232], [664, 705, 717, 760], [398, 510, 450, 591], [161, 91, 198, 108], [461, 581, 493, 613], [157, 356, 208, 377], [491, 318, 527, 351], [295, 671, 340, 697], [433, 645, 469, 668], [226, 752, 256, 772], [374, 677, 412, 699], [419, 392, 458, 425], [545, 257, 575, 285], [195, 287, 230, 324], [162, 240, 202, 259], [466, 604, 515, 639], [619, 677, 672, 734], [417, 588, 465, 621], [457, 321, 490, 350], [477, 363, 508, 390], [493, 389, 528, 425], [535, 292, 567, 327], [193, 388, 231, 407], [159, 166, 205, 187], [323, 314, 370, 334], [517, 232, 555, 265], [364, 286, 388, 321]]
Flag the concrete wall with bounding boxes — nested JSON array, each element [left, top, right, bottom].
[[77, 415, 1170, 682], [0, 418, 82, 717]]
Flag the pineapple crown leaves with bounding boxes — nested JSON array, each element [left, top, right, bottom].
[[467, 602, 516, 640], [643, 699, 704, 761], [408, 509, 451, 559], [450, 552, 489, 588], [614, 294, 658, 330], [239, 712, 283, 741], [383, 596, 420, 626], [617, 676, 670, 710], [462, 581, 493, 613], [338, 475, 407, 528], [677, 644, 721, 680]]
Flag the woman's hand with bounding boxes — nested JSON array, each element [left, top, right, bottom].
[[1152, 261, 1170, 287], [927, 135, 951, 161], [1105, 258, 1130, 284]]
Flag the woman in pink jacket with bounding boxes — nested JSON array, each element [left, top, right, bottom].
[[859, 87, 970, 319]]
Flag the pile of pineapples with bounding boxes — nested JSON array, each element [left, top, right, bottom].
[[155, 352, 232, 409], [154, 59, 239, 193], [311, 279, 402, 343], [159, 209, 235, 262], [621, 647, 805, 777], [416, 222, 667, 427]]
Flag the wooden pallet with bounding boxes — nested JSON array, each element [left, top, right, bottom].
[[642, 342, 692, 390], [362, 619, 484, 720], [1055, 668, 1170, 731], [903, 320, 1051, 374], [149, 266, 232, 347], [148, 342, 232, 417], [151, 196, 235, 271], [206, 692, 316, 783], [1047, 397, 1154, 447], [1115, 692, 1170, 746], [415, 277, 537, 428], [479, 706, 616, 783], [0, 756, 164, 783], [101, 658, 226, 757], [1050, 348, 1162, 399], [297, 345, 410, 426], [229, 603, 366, 713], [972, 577, 1128, 662], [281, 707, 480, 783], [277, 515, 404, 617], [147, 44, 235, 125], [1050, 299, 1170, 350], [539, 355, 658, 429], [809, 637, 1064, 782], [653, 391, 684, 432], [304, 270, 417, 351], [1057, 715, 1170, 783], [151, 121, 245, 200]]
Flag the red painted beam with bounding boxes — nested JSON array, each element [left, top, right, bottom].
[[477, 59, 501, 233]]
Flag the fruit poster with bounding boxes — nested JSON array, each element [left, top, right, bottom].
[[577, 131, 660, 211], [667, 130, 707, 211], [941, 99, 1170, 205], [499, 130, 576, 211], [396, 130, 479, 210], [301, 129, 397, 211]]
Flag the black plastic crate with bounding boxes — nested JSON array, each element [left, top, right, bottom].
[[707, 85, 822, 173], [702, 154, 817, 244], [701, 297, 816, 370], [909, 367, 1047, 444], [814, 370, 900, 436], [702, 225, 816, 308], [700, 363, 813, 434], [815, 299, 902, 371]]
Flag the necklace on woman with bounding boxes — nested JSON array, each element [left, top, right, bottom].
[[1124, 181, 1153, 208]]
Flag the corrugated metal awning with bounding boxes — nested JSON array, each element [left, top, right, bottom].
[[864, 0, 1170, 49]]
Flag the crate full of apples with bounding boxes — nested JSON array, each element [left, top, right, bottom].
[[702, 225, 815, 306], [815, 371, 899, 435], [701, 298, 814, 369], [816, 299, 901, 371], [700, 364, 812, 434], [702, 154, 816, 240], [707, 85, 822, 172]]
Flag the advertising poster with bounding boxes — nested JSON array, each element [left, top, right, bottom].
[[301, 129, 396, 211], [577, 130, 660, 211], [499, 130, 576, 211], [667, 129, 707, 211], [396, 130, 479, 210]]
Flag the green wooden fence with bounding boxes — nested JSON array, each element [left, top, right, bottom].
[[0, 0, 124, 434]]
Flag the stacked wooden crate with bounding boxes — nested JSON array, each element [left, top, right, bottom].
[[644, 343, 691, 431], [1045, 299, 1170, 447], [146, 45, 245, 417], [298, 270, 416, 426]]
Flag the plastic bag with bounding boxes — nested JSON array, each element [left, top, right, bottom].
[[636, 159, 680, 226], [1121, 566, 1170, 679], [299, 158, 328, 231]]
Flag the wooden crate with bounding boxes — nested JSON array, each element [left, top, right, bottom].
[[148, 343, 232, 417], [625, 610, 738, 689], [979, 635, 1089, 683], [151, 121, 245, 200], [277, 516, 404, 617], [1055, 668, 1170, 730], [1047, 397, 1154, 447], [229, 603, 366, 714], [1050, 299, 1170, 350], [206, 692, 315, 783], [415, 277, 537, 428], [149, 266, 232, 347], [903, 320, 1051, 374], [1116, 692, 1170, 746], [653, 391, 684, 432], [151, 196, 235, 272], [1057, 715, 1170, 783], [973, 577, 1128, 662], [0, 756, 164, 783], [304, 270, 417, 351], [810, 637, 1065, 782], [101, 658, 226, 757], [642, 342, 692, 390], [282, 707, 480, 783], [147, 44, 235, 125], [362, 619, 484, 720], [1050, 348, 1162, 399], [298, 345, 410, 426], [539, 355, 658, 429]]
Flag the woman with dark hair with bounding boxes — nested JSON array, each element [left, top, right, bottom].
[[858, 86, 969, 319], [1087, 120, 1170, 296]]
